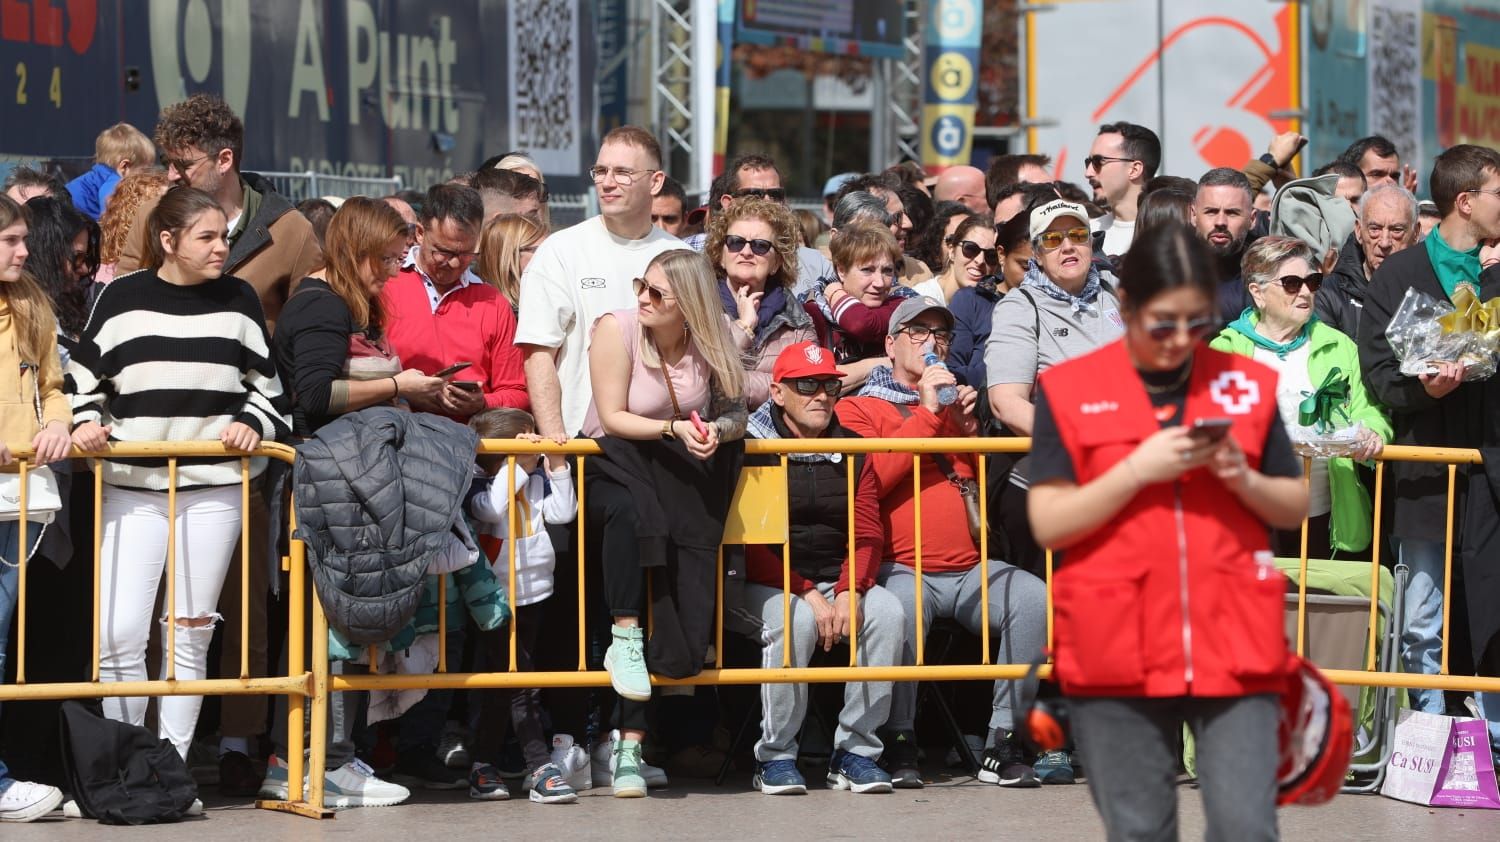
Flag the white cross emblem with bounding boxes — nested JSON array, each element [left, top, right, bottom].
[[1209, 371, 1260, 415]]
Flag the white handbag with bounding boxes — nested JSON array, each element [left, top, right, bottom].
[[0, 362, 62, 525]]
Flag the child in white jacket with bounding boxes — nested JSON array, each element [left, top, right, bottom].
[[465, 408, 578, 804]]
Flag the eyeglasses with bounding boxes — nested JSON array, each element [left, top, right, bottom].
[[733, 187, 786, 203], [1144, 316, 1217, 342], [1465, 187, 1500, 199], [379, 254, 405, 267], [632, 276, 676, 305], [166, 152, 213, 176], [1036, 226, 1091, 251], [426, 243, 479, 265], [1263, 272, 1323, 295], [725, 234, 774, 256], [70, 250, 94, 271], [785, 378, 841, 397], [1084, 154, 1135, 172], [589, 166, 658, 186], [900, 325, 954, 345], [956, 240, 998, 265]]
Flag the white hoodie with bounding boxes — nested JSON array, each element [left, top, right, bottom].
[[468, 460, 577, 606]]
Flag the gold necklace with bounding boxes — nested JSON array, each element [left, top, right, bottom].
[[1141, 360, 1192, 395]]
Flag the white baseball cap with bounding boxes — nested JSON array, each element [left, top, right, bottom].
[[1028, 199, 1091, 242]]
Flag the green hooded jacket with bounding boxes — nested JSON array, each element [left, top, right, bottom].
[[1211, 315, 1393, 552]]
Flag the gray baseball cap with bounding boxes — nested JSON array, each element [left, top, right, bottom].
[[887, 295, 954, 337]]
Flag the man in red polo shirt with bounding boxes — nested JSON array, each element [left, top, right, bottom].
[[384, 183, 528, 419], [836, 296, 1048, 790]]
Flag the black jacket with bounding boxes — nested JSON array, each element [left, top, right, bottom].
[[1315, 234, 1369, 339], [1357, 244, 1500, 542], [757, 406, 870, 585], [1462, 449, 1500, 666]]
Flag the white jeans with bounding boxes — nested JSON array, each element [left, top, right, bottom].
[[98, 484, 243, 758]]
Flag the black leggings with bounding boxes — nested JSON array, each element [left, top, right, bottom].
[[585, 475, 651, 733], [474, 603, 550, 772]]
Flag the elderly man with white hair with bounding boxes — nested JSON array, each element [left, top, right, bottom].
[[1315, 183, 1420, 339]]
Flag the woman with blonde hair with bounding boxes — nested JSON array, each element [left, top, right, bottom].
[[0, 194, 72, 821], [581, 248, 747, 798], [475, 212, 547, 315], [96, 170, 169, 285], [705, 196, 813, 408]]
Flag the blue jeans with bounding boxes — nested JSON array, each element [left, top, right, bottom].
[[0, 519, 43, 792], [1399, 538, 1500, 750]]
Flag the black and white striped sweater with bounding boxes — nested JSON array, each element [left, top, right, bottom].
[[68, 269, 292, 490]]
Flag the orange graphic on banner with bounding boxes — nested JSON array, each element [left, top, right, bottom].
[[1456, 42, 1500, 147]]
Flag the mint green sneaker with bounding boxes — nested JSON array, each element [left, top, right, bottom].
[[603, 624, 652, 702], [611, 739, 648, 798]]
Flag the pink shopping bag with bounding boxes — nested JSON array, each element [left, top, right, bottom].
[[1382, 710, 1500, 809], [1431, 718, 1500, 809]]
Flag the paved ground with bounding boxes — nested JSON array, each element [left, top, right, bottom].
[[8, 771, 1498, 840]]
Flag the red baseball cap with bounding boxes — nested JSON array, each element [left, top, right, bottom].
[[772, 341, 845, 382]]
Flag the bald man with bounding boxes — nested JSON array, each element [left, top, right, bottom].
[[934, 166, 988, 214]]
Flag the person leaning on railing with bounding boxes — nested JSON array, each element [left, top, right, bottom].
[[836, 296, 1048, 791], [1027, 223, 1308, 840], [0, 194, 73, 823], [67, 186, 292, 763], [581, 248, 748, 798], [803, 221, 918, 393], [1210, 235, 1389, 560]]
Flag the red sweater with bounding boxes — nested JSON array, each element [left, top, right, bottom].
[[382, 269, 528, 417], [835, 396, 978, 574]]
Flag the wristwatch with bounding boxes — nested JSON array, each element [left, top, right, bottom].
[[1259, 152, 1280, 168], [661, 420, 675, 440]]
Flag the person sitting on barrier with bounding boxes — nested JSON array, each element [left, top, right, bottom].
[[464, 407, 579, 804], [475, 212, 547, 317], [1027, 222, 1307, 841], [267, 195, 429, 806], [581, 248, 748, 798], [738, 341, 904, 796], [804, 221, 918, 393], [68, 186, 292, 762], [0, 194, 73, 823], [706, 196, 814, 409], [1210, 235, 1389, 560], [835, 296, 1049, 790]]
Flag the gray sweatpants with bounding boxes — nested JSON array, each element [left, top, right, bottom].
[[879, 560, 1046, 740], [743, 581, 904, 761], [1069, 694, 1280, 842]]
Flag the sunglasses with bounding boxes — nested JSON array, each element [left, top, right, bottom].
[[786, 377, 841, 397], [1084, 154, 1134, 172], [1144, 316, 1217, 342], [725, 234, 775, 256], [956, 239, 998, 265], [734, 187, 786, 203], [1036, 226, 1091, 251], [1263, 272, 1323, 294], [652, 213, 681, 225], [632, 276, 676, 306]]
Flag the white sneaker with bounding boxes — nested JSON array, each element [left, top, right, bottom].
[[323, 759, 411, 809], [60, 796, 200, 819], [550, 734, 592, 791], [0, 781, 64, 823], [591, 730, 669, 788]]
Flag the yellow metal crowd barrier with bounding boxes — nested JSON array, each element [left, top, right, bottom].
[[2, 438, 1499, 818]]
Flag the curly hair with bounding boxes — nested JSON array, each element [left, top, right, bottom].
[[154, 94, 244, 169], [99, 171, 169, 265], [21, 196, 95, 338], [703, 196, 799, 290]]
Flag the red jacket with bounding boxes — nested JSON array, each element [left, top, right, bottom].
[[1038, 341, 1289, 698], [382, 269, 528, 417], [745, 458, 884, 595]]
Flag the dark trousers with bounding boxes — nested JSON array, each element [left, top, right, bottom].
[[473, 603, 550, 772], [1069, 694, 1280, 842], [585, 476, 649, 733]]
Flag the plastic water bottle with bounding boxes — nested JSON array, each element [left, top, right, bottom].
[[923, 342, 958, 406]]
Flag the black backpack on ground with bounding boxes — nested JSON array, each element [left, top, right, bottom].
[[57, 700, 199, 825]]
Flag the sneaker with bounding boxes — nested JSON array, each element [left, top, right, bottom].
[[1034, 749, 1076, 785], [978, 733, 1040, 788], [603, 624, 652, 702], [257, 754, 293, 800], [0, 781, 64, 823], [527, 763, 579, 804], [395, 747, 468, 790], [827, 750, 893, 794], [61, 796, 202, 819], [218, 749, 263, 797], [438, 726, 471, 770], [551, 734, 592, 791], [324, 759, 411, 808], [611, 738, 648, 798], [468, 763, 511, 801], [752, 759, 807, 795], [882, 730, 923, 789], [591, 729, 668, 788]]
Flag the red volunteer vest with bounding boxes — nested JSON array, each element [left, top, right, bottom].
[[1039, 340, 1290, 698]]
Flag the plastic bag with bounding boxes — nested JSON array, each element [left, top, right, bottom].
[[1291, 422, 1373, 459], [1386, 287, 1498, 381]]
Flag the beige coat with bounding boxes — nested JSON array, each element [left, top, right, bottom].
[[0, 300, 69, 454]]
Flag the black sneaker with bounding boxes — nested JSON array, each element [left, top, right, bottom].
[[977, 733, 1039, 788], [882, 731, 923, 789], [395, 747, 468, 790]]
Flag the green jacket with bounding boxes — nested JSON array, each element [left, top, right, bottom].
[[1210, 317, 1393, 552]]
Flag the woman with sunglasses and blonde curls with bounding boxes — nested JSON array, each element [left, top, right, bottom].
[[705, 196, 814, 409]]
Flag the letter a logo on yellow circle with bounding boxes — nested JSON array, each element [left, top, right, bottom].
[[931, 52, 974, 102]]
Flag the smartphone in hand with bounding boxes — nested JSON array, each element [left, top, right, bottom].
[[432, 361, 472, 378], [1189, 418, 1232, 445]]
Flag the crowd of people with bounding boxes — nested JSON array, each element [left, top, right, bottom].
[[1, 92, 1498, 837]]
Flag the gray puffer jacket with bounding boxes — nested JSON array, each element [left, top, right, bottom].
[[293, 407, 479, 645]]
